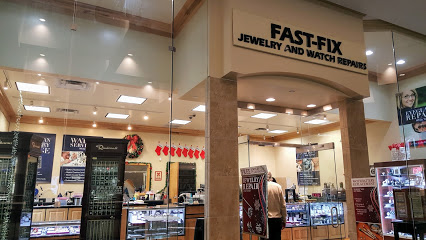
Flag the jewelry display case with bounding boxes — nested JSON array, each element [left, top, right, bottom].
[[309, 202, 344, 226], [126, 206, 186, 239], [30, 220, 80, 238], [286, 203, 310, 227]]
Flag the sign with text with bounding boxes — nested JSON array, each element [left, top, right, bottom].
[[60, 135, 90, 183], [397, 85, 426, 148], [36, 133, 56, 183], [296, 151, 320, 186], [233, 10, 368, 74], [351, 178, 381, 223], [240, 165, 268, 238]]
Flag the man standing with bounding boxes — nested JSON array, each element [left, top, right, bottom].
[[262, 172, 287, 240]]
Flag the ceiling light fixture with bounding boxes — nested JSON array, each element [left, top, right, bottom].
[[192, 105, 206, 112], [388, 63, 392, 66], [170, 119, 191, 125], [285, 109, 293, 115], [92, 122, 97, 128], [38, 117, 44, 124], [3, 80, 9, 90], [247, 103, 255, 110], [127, 53, 133, 57], [39, 54, 45, 57], [304, 119, 329, 125], [399, 73, 406, 77], [307, 104, 316, 108], [396, 60, 406, 65], [39, 18, 46, 22], [297, 128, 300, 134], [24, 105, 50, 112], [16, 82, 50, 94], [93, 107, 98, 115], [251, 113, 277, 119], [105, 113, 129, 119], [266, 98, 275, 102], [268, 130, 288, 134], [143, 113, 149, 120], [266, 124, 270, 131], [323, 115, 327, 120], [147, 82, 152, 84], [323, 105, 332, 111], [127, 125, 132, 130], [37, 74, 42, 76], [117, 95, 147, 105], [365, 50, 373, 56], [95, 82, 99, 84]]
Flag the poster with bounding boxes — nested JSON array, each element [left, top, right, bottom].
[[36, 133, 56, 183], [352, 178, 383, 240], [240, 165, 268, 238], [397, 85, 426, 147], [60, 135, 91, 183], [296, 151, 320, 186]]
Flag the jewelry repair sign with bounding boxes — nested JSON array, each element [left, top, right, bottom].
[[240, 165, 268, 238]]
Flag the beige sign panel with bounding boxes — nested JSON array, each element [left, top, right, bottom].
[[233, 9, 368, 74]]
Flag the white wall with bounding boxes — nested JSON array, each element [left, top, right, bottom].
[[0, 110, 9, 131], [13, 123, 206, 198]]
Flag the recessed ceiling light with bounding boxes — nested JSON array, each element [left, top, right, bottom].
[[365, 50, 373, 56], [38, 117, 44, 124], [127, 125, 132, 130], [192, 105, 206, 112], [105, 113, 129, 119], [37, 73, 42, 76], [399, 73, 405, 77], [170, 119, 191, 125], [251, 113, 277, 119], [92, 122, 97, 128], [307, 104, 316, 108], [247, 103, 255, 109], [396, 60, 405, 65], [268, 130, 288, 134], [304, 119, 329, 125], [39, 18, 46, 22], [143, 113, 149, 120], [266, 98, 275, 102], [148, 81, 152, 84], [93, 107, 98, 115], [117, 95, 147, 105], [127, 53, 133, 57], [323, 105, 332, 111], [39, 54, 45, 57], [16, 82, 50, 94], [388, 63, 392, 66], [95, 81, 99, 84], [24, 105, 50, 112]]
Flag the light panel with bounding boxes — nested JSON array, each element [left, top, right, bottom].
[[192, 105, 206, 112], [105, 113, 129, 119], [268, 130, 288, 134], [251, 113, 277, 119], [16, 82, 49, 94], [117, 95, 146, 105], [24, 105, 50, 112], [170, 119, 191, 125], [304, 119, 329, 125]]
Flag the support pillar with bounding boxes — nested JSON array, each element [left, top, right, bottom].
[[339, 99, 371, 240], [205, 77, 240, 239]]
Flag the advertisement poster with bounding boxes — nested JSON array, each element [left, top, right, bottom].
[[36, 133, 56, 183], [296, 151, 320, 186], [397, 85, 426, 147], [60, 135, 91, 183], [352, 178, 383, 240], [240, 165, 268, 238]]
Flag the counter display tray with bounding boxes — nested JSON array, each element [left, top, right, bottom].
[[30, 220, 80, 238]]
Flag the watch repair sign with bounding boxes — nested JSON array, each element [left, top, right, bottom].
[[233, 9, 367, 74], [240, 165, 268, 238]]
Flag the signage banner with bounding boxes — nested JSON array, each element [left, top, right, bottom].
[[36, 133, 56, 183], [233, 10, 368, 74], [397, 85, 426, 147], [240, 165, 268, 238], [296, 151, 320, 186], [60, 135, 90, 183]]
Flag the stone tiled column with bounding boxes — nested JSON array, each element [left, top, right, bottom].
[[339, 99, 371, 240], [205, 77, 240, 239]]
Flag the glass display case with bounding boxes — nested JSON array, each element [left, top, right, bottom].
[[126, 206, 186, 239], [309, 202, 344, 226], [30, 220, 80, 238], [374, 160, 426, 237], [286, 203, 310, 227]]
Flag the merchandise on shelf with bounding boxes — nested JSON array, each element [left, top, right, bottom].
[[286, 203, 310, 227], [30, 220, 80, 238], [374, 159, 426, 237], [309, 202, 344, 226]]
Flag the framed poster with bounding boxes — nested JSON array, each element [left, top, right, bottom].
[[59, 135, 92, 183], [36, 133, 56, 183], [296, 151, 320, 186]]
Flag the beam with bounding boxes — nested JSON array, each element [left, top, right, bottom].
[[173, 0, 205, 37]]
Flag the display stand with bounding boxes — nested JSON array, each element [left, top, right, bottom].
[[80, 138, 128, 240], [0, 132, 42, 239], [392, 221, 426, 240]]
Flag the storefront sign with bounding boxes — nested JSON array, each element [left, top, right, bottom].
[[233, 10, 368, 74], [351, 178, 381, 223], [296, 151, 320, 186], [240, 165, 268, 238], [60, 135, 90, 183], [397, 85, 426, 147], [36, 133, 56, 183], [155, 171, 162, 181]]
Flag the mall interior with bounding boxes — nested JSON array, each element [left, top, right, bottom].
[[0, 0, 425, 239]]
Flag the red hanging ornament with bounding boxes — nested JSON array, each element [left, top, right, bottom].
[[170, 143, 176, 156], [200, 147, 205, 160], [163, 142, 170, 156], [188, 145, 195, 158], [194, 146, 200, 159], [155, 142, 163, 156], [182, 145, 189, 157], [176, 144, 183, 157]]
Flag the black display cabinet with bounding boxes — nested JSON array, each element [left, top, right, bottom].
[[0, 132, 42, 239], [80, 138, 128, 240]]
